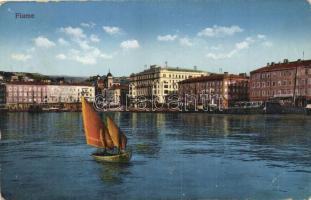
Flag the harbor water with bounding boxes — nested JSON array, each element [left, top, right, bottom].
[[0, 112, 311, 199]]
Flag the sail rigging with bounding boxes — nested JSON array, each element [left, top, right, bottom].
[[81, 97, 127, 150], [81, 97, 113, 148], [106, 116, 127, 150]]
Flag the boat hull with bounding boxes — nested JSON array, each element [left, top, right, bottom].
[[92, 150, 132, 163]]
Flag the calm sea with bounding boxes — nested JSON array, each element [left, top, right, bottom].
[[0, 112, 311, 200]]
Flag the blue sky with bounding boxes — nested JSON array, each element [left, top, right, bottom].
[[0, 0, 311, 77]]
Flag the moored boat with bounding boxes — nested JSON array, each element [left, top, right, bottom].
[[81, 97, 131, 163]]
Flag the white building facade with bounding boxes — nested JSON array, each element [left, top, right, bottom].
[[129, 65, 209, 103], [46, 85, 95, 103]]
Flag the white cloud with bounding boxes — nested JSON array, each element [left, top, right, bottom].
[[80, 22, 96, 28], [57, 26, 114, 64], [62, 47, 113, 65], [90, 34, 100, 43], [262, 41, 273, 47], [56, 54, 67, 60], [78, 40, 91, 50], [206, 52, 231, 60], [58, 38, 69, 46], [34, 36, 55, 48], [235, 41, 249, 50], [120, 40, 140, 49], [206, 37, 255, 60], [255, 34, 273, 47], [211, 45, 222, 50], [198, 25, 243, 37], [206, 49, 238, 60], [100, 53, 113, 60], [157, 34, 178, 41], [27, 47, 36, 53], [103, 26, 121, 35], [11, 53, 32, 61], [74, 55, 97, 65], [60, 26, 86, 39], [257, 34, 266, 39], [71, 48, 112, 65], [179, 37, 194, 47], [307, 0, 311, 5]]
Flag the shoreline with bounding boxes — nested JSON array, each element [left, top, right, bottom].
[[0, 108, 309, 115]]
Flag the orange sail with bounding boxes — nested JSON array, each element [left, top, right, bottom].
[[81, 97, 114, 148], [106, 116, 127, 150]]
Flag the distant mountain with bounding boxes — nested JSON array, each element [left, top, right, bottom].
[[0, 70, 88, 83], [48, 75, 88, 83]]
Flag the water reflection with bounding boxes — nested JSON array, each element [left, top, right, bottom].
[[99, 162, 132, 184], [0, 113, 82, 143], [165, 114, 311, 170], [108, 112, 164, 158]]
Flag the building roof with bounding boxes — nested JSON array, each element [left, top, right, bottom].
[[250, 59, 311, 74], [97, 79, 104, 84], [131, 65, 207, 76], [163, 67, 206, 73], [5, 82, 93, 86], [107, 69, 113, 77], [179, 73, 248, 84], [109, 84, 129, 90]]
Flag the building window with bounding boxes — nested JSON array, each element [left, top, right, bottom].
[[261, 82, 265, 88], [282, 81, 287, 86]]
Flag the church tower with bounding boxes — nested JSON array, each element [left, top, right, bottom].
[[106, 69, 113, 89]]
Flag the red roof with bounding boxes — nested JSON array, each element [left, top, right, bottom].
[[179, 73, 248, 84], [97, 79, 104, 84], [250, 59, 311, 74], [110, 84, 129, 90]]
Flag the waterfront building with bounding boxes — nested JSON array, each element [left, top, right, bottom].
[[249, 59, 311, 106], [5, 83, 48, 105], [94, 71, 127, 96], [129, 65, 209, 103], [5, 83, 95, 110], [105, 84, 129, 107], [46, 84, 95, 103], [178, 72, 249, 109]]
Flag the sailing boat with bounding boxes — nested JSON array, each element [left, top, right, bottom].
[[81, 97, 132, 162]]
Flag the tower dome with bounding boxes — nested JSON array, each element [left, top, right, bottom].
[[107, 69, 113, 77]]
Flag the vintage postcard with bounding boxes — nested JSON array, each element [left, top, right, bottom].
[[0, 0, 311, 199]]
